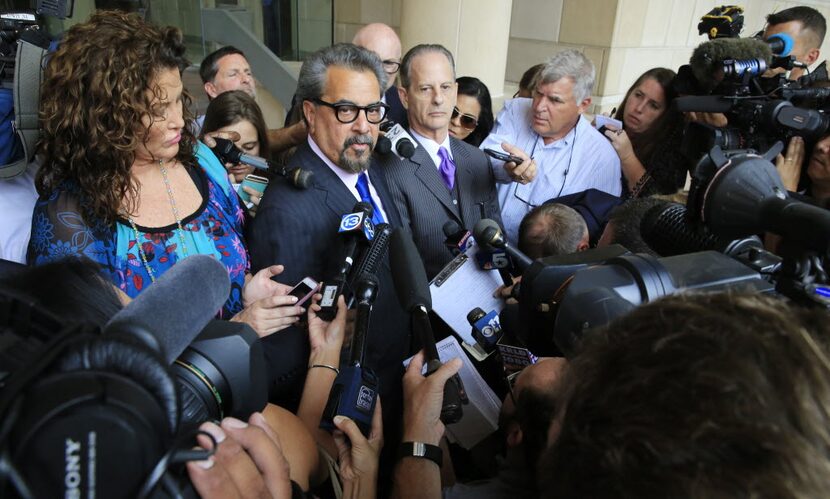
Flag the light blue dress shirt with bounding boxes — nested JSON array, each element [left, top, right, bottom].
[[480, 98, 621, 245]]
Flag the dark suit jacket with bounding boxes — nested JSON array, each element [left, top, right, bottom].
[[377, 135, 503, 279], [247, 141, 412, 408], [385, 85, 408, 130]]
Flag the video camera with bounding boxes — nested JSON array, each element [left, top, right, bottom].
[[673, 5, 830, 160], [497, 143, 830, 357], [0, 255, 268, 498]]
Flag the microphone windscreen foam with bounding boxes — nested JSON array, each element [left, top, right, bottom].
[[104, 254, 230, 364], [641, 202, 722, 256], [390, 229, 431, 311]]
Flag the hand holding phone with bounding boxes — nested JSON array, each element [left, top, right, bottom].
[[289, 277, 320, 307], [484, 148, 524, 165], [238, 174, 269, 204]]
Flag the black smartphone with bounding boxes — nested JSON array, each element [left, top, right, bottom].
[[484, 148, 524, 165]]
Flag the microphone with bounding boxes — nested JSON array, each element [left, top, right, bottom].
[[473, 218, 534, 272], [640, 202, 728, 256], [379, 121, 417, 159], [466, 307, 503, 354], [318, 202, 376, 319], [320, 273, 380, 435], [375, 134, 392, 155], [765, 33, 795, 58], [103, 255, 230, 364], [443, 220, 473, 256], [689, 36, 774, 92], [210, 137, 313, 189], [347, 223, 393, 306], [390, 229, 466, 424]]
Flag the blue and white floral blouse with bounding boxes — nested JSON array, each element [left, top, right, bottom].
[[28, 142, 249, 317]]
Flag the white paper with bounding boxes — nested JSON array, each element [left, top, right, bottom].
[[595, 114, 623, 131], [429, 243, 504, 345], [403, 336, 502, 449]]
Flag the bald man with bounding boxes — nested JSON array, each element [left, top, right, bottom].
[[353, 23, 408, 128]]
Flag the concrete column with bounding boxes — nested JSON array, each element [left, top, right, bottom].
[[399, 0, 513, 103]]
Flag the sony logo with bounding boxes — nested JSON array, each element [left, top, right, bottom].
[[64, 438, 81, 499]]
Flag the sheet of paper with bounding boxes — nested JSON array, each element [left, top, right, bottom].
[[403, 335, 502, 449], [429, 243, 504, 345], [595, 114, 623, 130]]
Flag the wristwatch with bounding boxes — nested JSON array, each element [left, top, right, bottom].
[[398, 441, 443, 467]]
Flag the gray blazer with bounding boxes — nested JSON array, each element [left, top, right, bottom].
[[376, 136, 503, 279]]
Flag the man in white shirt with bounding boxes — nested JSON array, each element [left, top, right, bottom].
[[481, 49, 621, 245]]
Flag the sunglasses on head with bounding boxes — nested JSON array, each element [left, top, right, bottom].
[[452, 107, 478, 130]]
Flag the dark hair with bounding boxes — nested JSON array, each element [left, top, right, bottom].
[[613, 67, 681, 163], [37, 10, 195, 225], [201, 90, 270, 159], [199, 45, 247, 84], [0, 258, 122, 326], [540, 292, 830, 499], [296, 43, 386, 125], [400, 44, 456, 89], [455, 76, 494, 146], [517, 63, 544, 97], [768, 6, 827, 47], [604, 196, 668, 255], [519, 203, 587, 258]]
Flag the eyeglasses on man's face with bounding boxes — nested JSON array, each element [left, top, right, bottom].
[[311, 98, 390, 124], [452, 106, 478, 130], [382, 59, 401, 75]]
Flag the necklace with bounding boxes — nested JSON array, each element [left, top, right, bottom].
[[126, 159, 190, 283]]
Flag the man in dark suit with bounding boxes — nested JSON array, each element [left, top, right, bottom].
[[247, 44, 411, 415], [376, 44, 502, 279]]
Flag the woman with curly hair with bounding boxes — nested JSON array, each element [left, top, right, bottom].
[[28, 10, 303, 337]]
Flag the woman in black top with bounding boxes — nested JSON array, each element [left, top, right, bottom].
[[603, 68, 688, 198]]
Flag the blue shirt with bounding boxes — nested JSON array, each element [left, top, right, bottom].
[[480, 98, 621, 245]]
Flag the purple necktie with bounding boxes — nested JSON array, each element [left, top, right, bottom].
[[437, 146, 456, 191]]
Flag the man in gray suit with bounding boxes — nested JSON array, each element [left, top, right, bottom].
[[377, 44, 502, 279]]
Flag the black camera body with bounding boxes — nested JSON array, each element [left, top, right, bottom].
[[0, 291, 268, 498]]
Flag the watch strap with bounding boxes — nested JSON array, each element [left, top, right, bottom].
[[398, 441, 443, 467]]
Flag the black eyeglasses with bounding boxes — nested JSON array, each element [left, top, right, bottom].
[[311, 98, 389, 124], [452, 107, 478, 130], [382, 59, 401, 74]]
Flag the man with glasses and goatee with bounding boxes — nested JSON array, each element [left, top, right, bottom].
[[247, 43, 411, 437], [377, 44, 503, 280]]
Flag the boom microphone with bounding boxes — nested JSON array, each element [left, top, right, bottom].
[[690, 36, 774, 92], [641, 202, 726, 256], [210, 137, 313, 189], [103, 255, 230, 364]]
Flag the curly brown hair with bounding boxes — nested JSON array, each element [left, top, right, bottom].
[[36, 10, 196, 224]]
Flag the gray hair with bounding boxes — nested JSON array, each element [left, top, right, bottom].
[[518, 203, 588, 258], [399, 44, 456, 89], [538, 49, 595, 103], [296, 43, 387, 102]]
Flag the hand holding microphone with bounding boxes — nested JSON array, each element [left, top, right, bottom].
[[208, 136, 313, 189]]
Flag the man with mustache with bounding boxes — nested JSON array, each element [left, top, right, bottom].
[[247, 43, 411, 424]]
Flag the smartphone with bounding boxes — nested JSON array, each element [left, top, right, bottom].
[[289, 277, 320, 307], [237, 174, 269, 204], [484, 148, 524, 165]]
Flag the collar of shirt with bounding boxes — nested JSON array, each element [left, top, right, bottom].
[[410, 128, 453, 169], [307, 135, 389, 221]]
